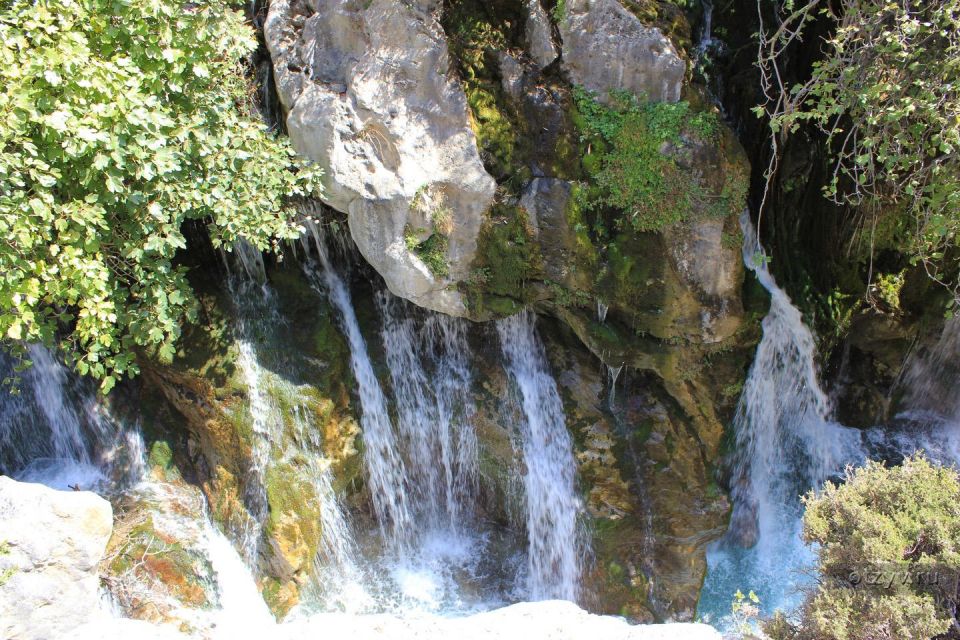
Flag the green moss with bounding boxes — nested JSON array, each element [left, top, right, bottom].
[[260, 577, 288, 618], [148, 440, 173, 469], [550, 0, 566, 22], [443, 0, 526, 183], [263, 464, 320, 536], [632, 420, 654, 445], [618, 0, 693, 53], [571, 87, 742, 233], [565, 183, 600, 269], [405, 226, 450, 278], [465, 204, 543, 316], [607, 560, 625, 580]]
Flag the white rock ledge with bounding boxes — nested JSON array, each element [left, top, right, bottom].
[[0, 475, 113, 640], [67, 600, 721, 640], [558, 0, 686, 104]]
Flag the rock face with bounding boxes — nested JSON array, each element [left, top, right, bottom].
[[265, 0, 496, 316], [0, 476, 112, 640], [100, 481, 220, 630], [525, 0, 559, 69], [558, 0, 686, 103]]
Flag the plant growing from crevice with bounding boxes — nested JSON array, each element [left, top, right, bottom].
[[0, 541, 15, 587], [571, 87, 741, 233], [404, 226, 450, 278]]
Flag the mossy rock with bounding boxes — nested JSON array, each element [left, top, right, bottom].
[[464, 203, 544, 317], [102, 482, 220, 626]]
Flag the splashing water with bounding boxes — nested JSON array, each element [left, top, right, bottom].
[[302, 221, 413, 546], [698, 213, 864, 625], [497, 310, 584, 602]]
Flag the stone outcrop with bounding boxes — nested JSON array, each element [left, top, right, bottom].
[[0, 476, 112, 640], [557, 0, 686, 103], [100, 481, 220, 630], [265, 0, 496, 316], [525, 0, 559, 69]]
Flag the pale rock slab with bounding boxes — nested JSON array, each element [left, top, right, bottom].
[[525, 0, 560, 69], [0, 476, 112, 640], [558, 0, 685, 103], [265, 0, 496, 316]]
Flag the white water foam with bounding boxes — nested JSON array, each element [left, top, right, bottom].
[[497, 310, 584, 602], [699, 212, 864, 626]]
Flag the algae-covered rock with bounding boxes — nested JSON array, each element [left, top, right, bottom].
[[132, 265, 364, 618], [538, 319, 731, 621], [100, 481, 219, 629]]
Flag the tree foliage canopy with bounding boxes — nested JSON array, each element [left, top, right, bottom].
[[756, 0, 960, 299], [767, 455, 960, 640], [0, 0, 320, 390]]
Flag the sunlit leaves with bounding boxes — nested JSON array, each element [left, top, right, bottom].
[[0, 0, 321, 386], [765, 0, 960, 295]]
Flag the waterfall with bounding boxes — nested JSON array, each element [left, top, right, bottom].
[[235, 335, 282, 561], [497, 311, 583, 602], [304, 462, 373, 614], [224, 257, 285, 562], [896, 316, 960, 420], [376, 291, 478, 531], [299, 221, 499, 614], [698, 212, 863, 623], [726, 212, 862, 552], [596, 300, 609, 324], [224, 245, 369, 593], [0, 344, 142, 491], [23, 344, 91, 464], [606, 364, 623, 408], [302, 221, 413, 545]]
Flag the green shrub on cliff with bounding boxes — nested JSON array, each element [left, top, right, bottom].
[[572, 87, 739, 233], [0, 0, 321, 390], [766, 455, 960, 640]]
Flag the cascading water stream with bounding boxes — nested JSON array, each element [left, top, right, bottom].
[[497, 310, 584, 602], [376, 291, 479, 532], [0, 344, 143, 491], [223, 243, 286, 562], [299, 221, 504, 614], [224, 239, 369, 598], [301, 221, 413, 546], [698, 212, 864, 625]]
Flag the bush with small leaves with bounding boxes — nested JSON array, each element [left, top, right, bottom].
[[766, 455, 960, 640]]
